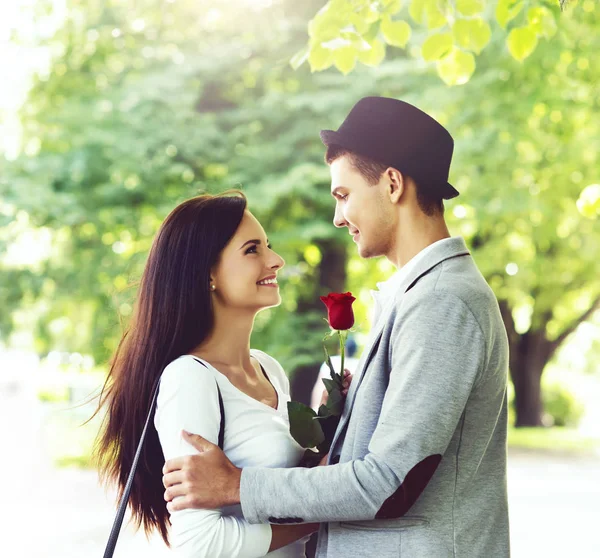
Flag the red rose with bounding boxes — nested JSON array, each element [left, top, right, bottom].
[[320, 292, 356, 331]]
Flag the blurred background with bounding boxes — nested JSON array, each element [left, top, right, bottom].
[[1, 0, 598, 556]]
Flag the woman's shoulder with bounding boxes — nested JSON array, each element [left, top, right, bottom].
[[160, 355, 218, 391]]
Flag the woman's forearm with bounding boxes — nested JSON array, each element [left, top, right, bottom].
[[268, 523, 319, 552]]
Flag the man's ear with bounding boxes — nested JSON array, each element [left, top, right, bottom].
[[387, 168, 404, 204]]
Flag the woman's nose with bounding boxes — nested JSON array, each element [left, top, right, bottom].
[[270, 251, 285, 270]]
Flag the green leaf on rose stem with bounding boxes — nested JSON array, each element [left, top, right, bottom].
[[325, 387, 343, 415], [323, 345, 336, 378], [287, 401, 325, 448], [317, 403, 333, 418], [322, 377, 337, 394]]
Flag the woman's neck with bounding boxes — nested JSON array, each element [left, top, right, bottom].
[[192, 307, 256, 372]]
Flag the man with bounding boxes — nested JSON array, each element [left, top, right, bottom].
[[163, 97, 510, 557]]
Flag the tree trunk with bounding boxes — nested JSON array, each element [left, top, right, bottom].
[[500, 301, 551, 427], [510, 338, 546, 427], [290, 239, 347, 406]]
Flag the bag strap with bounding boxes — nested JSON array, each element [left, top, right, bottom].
[[103, 358, 224, 558], [191, 357, 225, 448]]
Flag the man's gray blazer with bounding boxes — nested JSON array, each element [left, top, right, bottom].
[[240, 237, 510, 557]]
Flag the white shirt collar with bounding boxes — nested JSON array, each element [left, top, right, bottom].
[[370, 237, 455, 322]]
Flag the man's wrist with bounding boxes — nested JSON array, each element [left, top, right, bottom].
[[226, 466, 242, 506]]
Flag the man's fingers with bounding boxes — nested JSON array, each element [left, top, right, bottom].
[[167, 495, 194, 513], [162, 456, 185, 475], [182, 430, 214, 452], [164, 482, 189, 502], [163, 470, 184, 489]]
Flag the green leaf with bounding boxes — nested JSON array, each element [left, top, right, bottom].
[[422, 32, 453, 62], [323, 344, 337, 379], [290, 47, 309, 70], [325, 386, 344, 415], [527, 7, 557, 38], [496, 0, 524, 29], [576, 184, 600, 219], [317, 404, 334, 418], [424, 1, 447, 29], [507, 26, 538, 62], [363, 21, 381, 43], [453, 18, 492, 54], [358, 38, 386, 66], [455, 0, 484, 17], [380, 17, 411, 48], [349, 12, 371, 34], [308, 9, 340, 42], [322, 377, 337, 394], [383, 0, 403, 15], [409, 0, 425, 24], [308, 43, 334, 71], [333, 44, 357, 74], [357, 4, 381, 24], [287, 401, 325, 448], [436, 47, 476, 85]]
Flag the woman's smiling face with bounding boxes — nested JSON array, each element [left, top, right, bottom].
[[210, 210, 285, 312]]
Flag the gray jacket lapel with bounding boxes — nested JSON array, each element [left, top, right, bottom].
[[330, 237, 471, 455]]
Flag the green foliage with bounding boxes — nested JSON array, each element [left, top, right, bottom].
[[507, 426, 599, 453], [300, 0, 569, 84], [1, 0, 598, 417], [542, 382, 585, 427], [287, 401, 326, 448]]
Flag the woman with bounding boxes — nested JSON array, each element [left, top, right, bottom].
[[95, 192, 321, 557]]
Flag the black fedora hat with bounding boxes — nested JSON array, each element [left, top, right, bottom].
[[320, 97, 459, 200]]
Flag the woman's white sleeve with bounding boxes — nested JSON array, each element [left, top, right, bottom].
[[154, 358, 272, 558]]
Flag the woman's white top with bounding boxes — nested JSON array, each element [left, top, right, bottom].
[[154, 349, 306, 558]]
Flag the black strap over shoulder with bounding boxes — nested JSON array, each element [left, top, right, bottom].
[[192, 357, 225, 448], [103, 357, 225, 558]]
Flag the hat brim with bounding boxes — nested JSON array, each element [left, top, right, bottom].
[[320, 129, 343, 147], [320, 129, 460, 200]]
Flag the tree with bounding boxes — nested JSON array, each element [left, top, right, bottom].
[[2, 0, 599, 428], [301, 2, 600, 426], [296, 0, 570, 84], [1, 0, 352, 388]]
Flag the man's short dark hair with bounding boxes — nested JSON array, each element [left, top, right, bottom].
[[325, 144, 444, 216]]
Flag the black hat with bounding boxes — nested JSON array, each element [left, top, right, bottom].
[[320, 97, 459, 200]]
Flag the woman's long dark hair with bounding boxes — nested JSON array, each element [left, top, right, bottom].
[[94, 192, 247, 545]]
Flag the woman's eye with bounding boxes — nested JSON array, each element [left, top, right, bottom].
[[245, 245, 258, 254], [338, 194, 348, 201]]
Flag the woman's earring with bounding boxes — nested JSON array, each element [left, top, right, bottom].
[[210, 284, 216, 291]]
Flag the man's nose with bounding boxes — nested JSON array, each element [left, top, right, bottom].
[[333, 205, 347, 228]]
